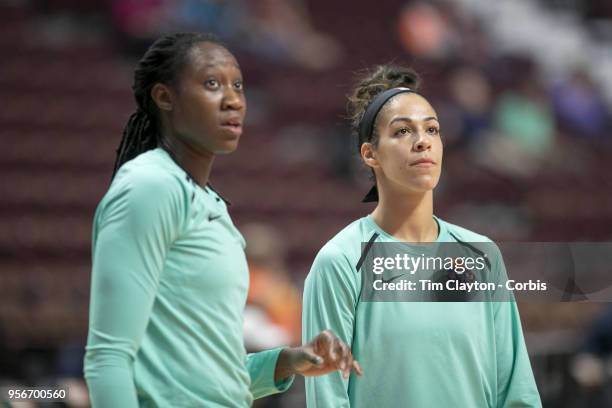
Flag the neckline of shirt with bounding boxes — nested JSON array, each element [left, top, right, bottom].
[[155, 147, 210, 191], [364, 214, 449, 243], [154, 147, 232, 206]]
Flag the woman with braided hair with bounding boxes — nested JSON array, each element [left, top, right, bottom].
[[302, 65, 541, 407], [84, 33, 361, 407]]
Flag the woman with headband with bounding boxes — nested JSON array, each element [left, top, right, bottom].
[[302, 65, 541, 407]]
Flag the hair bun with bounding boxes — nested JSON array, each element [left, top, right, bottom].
[[383, 66, 420, 90], [347, 64, 422, 149]]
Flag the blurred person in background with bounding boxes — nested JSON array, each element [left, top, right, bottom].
[[445, 65, 493, 149], [552, 67, 610, 141], [396, 0, 490, 67], [570, 304, 612, 406], [477, 65, 556, 178], [110, 0, 171, 56], [84, 32, 361, 407], [396, 1, 458, 61], [225, 0, 343, 70], [242, 223, 303, 408], [243, 223, 302, 351], [110, 0, 343, 70], [302, 65, 541, 407]]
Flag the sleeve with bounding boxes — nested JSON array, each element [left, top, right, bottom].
[[83, 170, 186, 408], [302, 242, 360, 408], [246, 347, 295, 399], [492, 247, 543, 408]]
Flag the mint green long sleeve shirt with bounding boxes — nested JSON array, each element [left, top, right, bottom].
[[303, 215, 541, 408], [84, 148, 292, 407]]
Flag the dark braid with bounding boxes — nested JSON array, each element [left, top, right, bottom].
[[112, 32, 224, 178]]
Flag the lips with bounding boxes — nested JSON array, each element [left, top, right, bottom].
[[219, 117, 243, 138], [221, 118, 242, 127], [410, 157, 436, 166]]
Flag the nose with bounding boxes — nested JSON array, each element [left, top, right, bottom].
[[221, 87, 244, 111], [413, 132, 432, 152]]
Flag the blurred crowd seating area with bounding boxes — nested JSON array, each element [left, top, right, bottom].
[[1, 0, 612, 406]]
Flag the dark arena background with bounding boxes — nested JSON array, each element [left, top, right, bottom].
[[2, 0, 612, 407]]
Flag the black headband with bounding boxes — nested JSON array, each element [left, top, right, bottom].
[[358, 87, 415, 203], [358, 87, 415, 143]]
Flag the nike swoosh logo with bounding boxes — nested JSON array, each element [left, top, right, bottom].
[[380, 273, 411, 284], [208, 214, 222, 222]]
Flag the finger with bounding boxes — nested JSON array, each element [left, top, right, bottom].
[[322, 332, 339, 363], [339, 342, 355, 378], [344, 353, 354, 379], [313, 330, 333, 359], [329, 338, 343, 369], [322, 331, 353, 375], [352, 360, 364, 377], [337, 340, 349, 372], [301, 350, 324, 367], [342, 355, 353, 379]]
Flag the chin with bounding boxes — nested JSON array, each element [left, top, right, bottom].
[[409, 185, 437, 193], [215, 141, 240, 155], [408, 176, 440, 192]]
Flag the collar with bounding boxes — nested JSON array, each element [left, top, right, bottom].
[[160, 146, 232, 206]]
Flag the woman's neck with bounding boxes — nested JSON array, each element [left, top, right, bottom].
[[371, 188, 438, 242], [161, 134, 214, 187]]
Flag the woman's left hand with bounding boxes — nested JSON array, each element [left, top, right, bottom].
[[274, 329, 363, 381]]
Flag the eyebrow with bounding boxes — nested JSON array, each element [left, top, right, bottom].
[[389, 116, 439, 125], [202, 62, 241, 68]]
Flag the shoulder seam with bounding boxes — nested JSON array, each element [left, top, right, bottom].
[[355, 232, 380, 273]]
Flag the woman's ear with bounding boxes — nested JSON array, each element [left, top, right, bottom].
[[151, 83, 174, 112], [361, 142, 379, 169]]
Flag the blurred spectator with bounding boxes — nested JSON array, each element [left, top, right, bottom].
[[477, 71, 556, 178], [448, 66, 493, 147], [170, 0, 245, 38], [570, 304, 612, 405], [552, 68, 610, 139], [111, 0, 343, 70], [110, 0, 170, 55], [585, 307, 612, 354], [245, 0, 343, 70], [242, 223, 304, 408], [397, 1, 459, 60], [495, 76, 555, 154], [111, 0, 167, 38], [242, 223, 302, 350]]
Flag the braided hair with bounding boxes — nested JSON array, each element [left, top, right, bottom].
[[347, 65, 421, 202], [112, 32, 224, 178]]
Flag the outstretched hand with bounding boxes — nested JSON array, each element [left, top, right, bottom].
[[274, 330, 363, 381]]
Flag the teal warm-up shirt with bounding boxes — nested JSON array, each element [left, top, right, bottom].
[[84, 148, 293, 407], [303, 215, 541, 408]]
